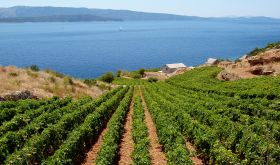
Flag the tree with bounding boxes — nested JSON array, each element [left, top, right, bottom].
[[139, 68, 145, 77], [116, 70, 122, 77], [30, 65, 40, 72], [100, 72, 114, 83]]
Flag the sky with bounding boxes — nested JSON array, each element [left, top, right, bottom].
[[1, 0, 280, 18]]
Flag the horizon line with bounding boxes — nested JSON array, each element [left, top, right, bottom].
[[2, 5, 280, 19]]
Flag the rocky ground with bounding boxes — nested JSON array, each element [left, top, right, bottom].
[[0, 66, 106, 100], [217, 48, 280, 81]]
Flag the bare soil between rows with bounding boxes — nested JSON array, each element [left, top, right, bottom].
[[117, 89, 135, 165], [81, 127, 109, 165], [185, 141, 204, 165], [139, 87, 167, 165]]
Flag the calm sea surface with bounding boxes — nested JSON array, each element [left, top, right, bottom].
[[0, 20, 280, 78]]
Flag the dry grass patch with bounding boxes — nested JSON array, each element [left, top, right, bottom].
[[0, 65, 105, 99]]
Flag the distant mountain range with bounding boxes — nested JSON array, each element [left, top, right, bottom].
[[0, 15, 121, 23], [0, 6, 279, 23]]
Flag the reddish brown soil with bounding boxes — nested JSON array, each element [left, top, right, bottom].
[[81, 127, 109, 165], [139, 87, 167, 165], [118, 90, 135, 165], [217, 48, 280, 81], [185, 141, 204, 165]]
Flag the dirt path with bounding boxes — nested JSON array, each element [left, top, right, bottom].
[[117, 89, 135, 165], [81, 127, 108, 165], [139, 87, 167, 165], [185, 141, 204, 165]]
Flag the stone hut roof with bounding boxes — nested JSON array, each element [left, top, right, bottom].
[[165, 63, 187, 69]]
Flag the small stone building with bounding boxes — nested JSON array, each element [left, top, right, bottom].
[[161, 63, 187, 74]]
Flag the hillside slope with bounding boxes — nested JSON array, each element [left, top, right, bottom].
[[0, 65, 105, 99], [1, 61, 280, 164], [218, 42, 280, 81]]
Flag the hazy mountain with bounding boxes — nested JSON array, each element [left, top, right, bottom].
[[0, 6, 200, 22], [0, 15, 121, 23], [0, 6, 279, 23]]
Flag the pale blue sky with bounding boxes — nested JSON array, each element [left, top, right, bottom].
[[1, 0, 280, 18]]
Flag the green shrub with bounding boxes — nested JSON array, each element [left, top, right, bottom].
[[45, 69, 64, 78], [139, 68, 145, 77], [27, 70, 39, 78], [133, 74, 142, 79], [267, 41, 280, 49], [64, 77, 74, 86], [9, 72, 18, 77], [100, 72, 114, 83], [116, 70, 122, 77], [48, 76, 56, 83], [248, 47, 263, 57], [248, 41, 280, 57], [148, 77, 158, 83], [98, 83, 110, 91], [84, 79, 97, 87], [29, 65, 40, 72]]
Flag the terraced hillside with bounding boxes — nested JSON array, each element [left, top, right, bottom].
[[1, 66, 280, 164], [142, 67, 280, 164]]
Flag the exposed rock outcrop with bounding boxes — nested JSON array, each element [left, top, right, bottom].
[[249, 66, 275, 75], [218, 48, 280, 81], [218, 70, 240, 81], [0, 97, 5, 102], [247, 50, 280, 66], [0, 90, 38, 102], [247, 57, 264, 66]]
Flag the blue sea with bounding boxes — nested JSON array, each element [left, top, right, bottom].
[[0, 20, 280, 78]]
